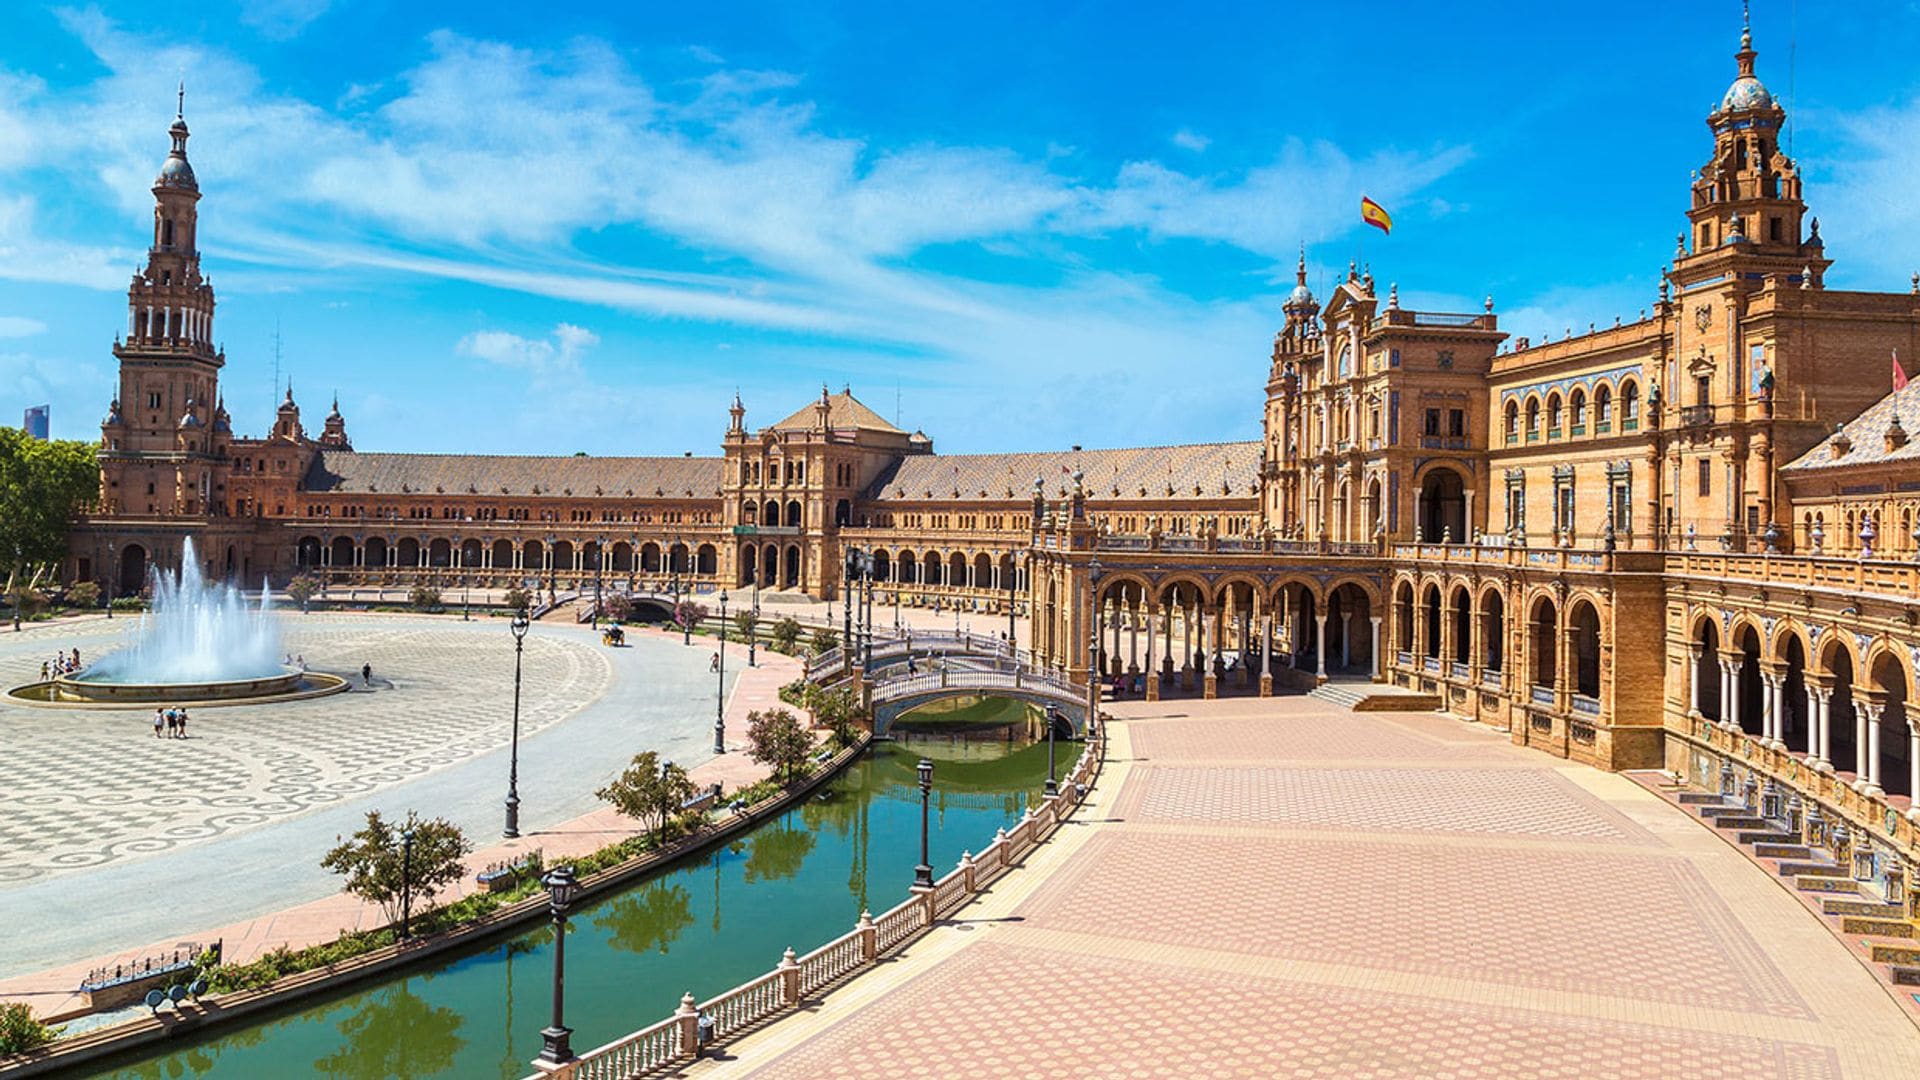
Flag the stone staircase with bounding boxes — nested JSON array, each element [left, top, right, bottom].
[[1672, 786, 1920, 989], [1307, 681, 1442, 712]]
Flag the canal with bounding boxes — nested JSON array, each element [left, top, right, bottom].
[[85, 733, 1058, 1079]]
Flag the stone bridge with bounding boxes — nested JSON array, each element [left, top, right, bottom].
[[808, 630, 1024, 684], [869, 667, 1087, 736]]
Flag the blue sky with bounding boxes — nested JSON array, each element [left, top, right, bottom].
[[3, 1, 1919, 455]]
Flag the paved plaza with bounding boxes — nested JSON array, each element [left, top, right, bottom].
[[701, 697, 1920, 1078], [0, 612, 740, 980]]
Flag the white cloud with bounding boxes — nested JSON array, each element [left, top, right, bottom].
[[1171, 128, 1210, 153], [0, 315, 47, 337], [240, 0, 333, 40], [0, 196, 133, 289], [457, 323, 600, 376], [1810, 99, 1920, 287]]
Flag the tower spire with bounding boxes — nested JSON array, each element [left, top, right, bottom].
[[176, 80, 185, 120], [1736, 1, 1757, 77]]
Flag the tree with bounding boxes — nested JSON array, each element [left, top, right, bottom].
[[769, 616, 802, 653], [746, 708, 814, 784], [502, 585, 533, 613], [596, 751, 697, 844], [408, 584, 442, 612], [809, 626, 839, 656], [600, 593, 632, 622], [286, 574, 320, 609], [320, 810, 470, 927], [674, 599, 709, 634], [0, 1002, 60, 1055], [811, 686, 867, 747], [0, 431, 96, 629], [67, 580, 100, 610], [733, 608, 760, 644]]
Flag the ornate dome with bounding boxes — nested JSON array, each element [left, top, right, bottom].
[[156, 153, 197, 189], [1721, 75, 1773, 112]]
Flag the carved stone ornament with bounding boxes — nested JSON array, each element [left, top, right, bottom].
[[1694, 304, 1714, 332]]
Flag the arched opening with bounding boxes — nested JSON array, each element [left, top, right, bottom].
[[1827, 645, 1859, 779], [1450, 585, 1471, 665], [762, 500, 779, 527], [1422, 584, 1442, 659], [834, 498, 851, 526], [1394, 582, 1414, 654], [610, 542, 633, 573], [948, 552, 966, 588], [1621, 380, 1640, 426], [1570, 388, 1587, 431], [1530, 596, 1558, 690], [874, 550, 892, 582], [667, 543, 687, 575], [762, 543, 778, 587], [1481, 590, 1505, 673], [492, 539, 514, 570], [974, 553, 992, 591], [1736, 625, 1764, 735], [1525, 397, 1541, 439], [428, 538, 452, 568], [1693, 620, 1721, 721], [1869, 653, 1912, 798], [898, 551, 918, 589], [1569, 600, 1601, 700], [1595, 384, 1613, 426], [398, 537, 422, 568], [120, 544, 149, 595], [1325, 583, 1372, 675], [742, 502, 758, 526], [1418, 468, 1467, 543], [696, 543, 717, 576], [1504, 400, 1519, 441], [785, 500, 803, 528], [1780, 633, 1809, 751], [923, 553, 943, 587], [784, 545, 802, 589], [297, 536, 322, 569], [552, 540, 575, 575], [461, 539, 483, 569], [330, 536, 355, 568], [366, 537, 389, 568], [636, 541, 658, 573], [739, 545, 757, 588]]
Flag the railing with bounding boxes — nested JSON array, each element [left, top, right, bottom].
[[531, 734, 1104, 1080]]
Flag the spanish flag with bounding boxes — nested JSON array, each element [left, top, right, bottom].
[[1361, 196, 1392, 235]]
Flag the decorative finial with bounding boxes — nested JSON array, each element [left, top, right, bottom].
[[1742, 0, 1752, 48], [1801, 265, 1812, 290], [1387, 282, 1399, 309], [1484, 294, 1494, 313], [176, 81, 185, 120], [1909, 272, 1916, 295]]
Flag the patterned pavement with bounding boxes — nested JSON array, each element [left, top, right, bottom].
[[700, 697, 1920, 1079]]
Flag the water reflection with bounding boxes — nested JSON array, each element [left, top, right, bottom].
[[312, 980, 465, 1080], [595, 881, 695, 956], [743, 820, 816, 884]]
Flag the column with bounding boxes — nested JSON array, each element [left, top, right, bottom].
[[1769, 674, 1786, 748], [1688, 646, 1704, 717], [1909, 717, 1920, 821], [1145, 597, 1160, 702], [1314, 614, 1328, 681], [1758, 675, 1776, 744], [1815, 688, 1833, 769], [1201, 604, 1217, 699], [1340, 610, 1353, 669], [1853, 700, 1870, 785], [1260, 614, 1273, 697], [1369, 616, 1383, 680], [1805, 684, 1821, 763], [1128, 592, 1140, 673], [1725, 660, 1742, 732], [1861, 702, 1883, 795]]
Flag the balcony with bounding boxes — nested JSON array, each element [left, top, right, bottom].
[[1680, 404, 1715, 428]]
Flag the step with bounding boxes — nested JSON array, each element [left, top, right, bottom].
[[1775, 859, 1843, 878], [1677, 792, 1728, 806], [1795, 874, 1860, 895], [1734, 830, 1796, 847], [1841, 916, 1914, 938], [1821, 897, 1906, 919], [1752, 843, 1814, 860], [1890, 965, 1920, 986], [1708, 816, 1770, 832], [1869, 942, 1920, 966], [1698, 805, 1759, 821]]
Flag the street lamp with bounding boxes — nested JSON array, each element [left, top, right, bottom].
[[1087, 556, 1103, 740], [1006, 554, 1017, 645], [914, 758, 935, 889], [535, 866, 578, 1066], [715, 590, 729, 754], [505, 608, 531, 838], [1044, 707, 1060, 797], [399, 827, 415, 939]]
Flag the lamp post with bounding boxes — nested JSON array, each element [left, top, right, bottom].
[[399, 827, 415, 939], [591, 541, 603, 629], [535, 866, 578, 1066], [1086, 556, 1103, 740], [715, 590, 729, 754], [842, 548, 857, 658], [914, 758, 935, 889], [1006, 554, 1017, 646], [1044, 707, 1059, 798], [859, 549, 875, 670], [504, 608, 530, 838]]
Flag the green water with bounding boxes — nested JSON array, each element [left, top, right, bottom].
[[85, 736, 1059, 1079]]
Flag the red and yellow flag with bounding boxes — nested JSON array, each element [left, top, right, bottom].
[[1360, 196, 1392, 235]]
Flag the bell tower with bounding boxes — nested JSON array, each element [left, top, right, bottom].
[[99, 93, 224, 516]]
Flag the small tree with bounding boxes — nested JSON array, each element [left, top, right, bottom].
[[811, 686, 867, 748], [733, 609, 760, 644], [0, 1002, 59, 1055], [286, 574, 320, 609], [67, 581, 100, 610], [746, 708, 815, 784], [809, 626, 839, 656], [597, 751, 697, 844], [320, 810, 470, 926], [502, 586, 533, 613], [769, 616, 802, 653], [408, 584, 442, 612], [600, 593, 632, 623], [674, 599, 709, 634]]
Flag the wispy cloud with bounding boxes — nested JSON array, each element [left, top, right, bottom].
[[239, 0, 333, 41], [0, 315, 47, 338], [1171, 128, 1210, 153], [457, 323, 600, 376]]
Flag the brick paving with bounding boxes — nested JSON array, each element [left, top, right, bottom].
[[698, 696, 1920, 1079]]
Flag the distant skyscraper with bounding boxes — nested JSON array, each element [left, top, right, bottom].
[[23, 405, 49, 440]]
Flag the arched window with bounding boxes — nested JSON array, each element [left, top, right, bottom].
[[1595, 384, 1613, 425], [1504, 400, 1520, 440], [1621, 381, 1640, 426], [1546, 393, 1563, 433], [1570, 388, 1587, 430], [1525, 398, 1541, 438], [1338, 344, 1351, 379]]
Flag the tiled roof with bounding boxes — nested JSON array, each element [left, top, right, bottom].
[[302, 452, 725, 499], [1782, 381, 1920, 472], [863, 441, 1262, 503], [768, 391, 904, 434]]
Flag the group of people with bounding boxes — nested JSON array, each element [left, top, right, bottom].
[[152, 707, 191, 738], [40, 648, 82, 680]]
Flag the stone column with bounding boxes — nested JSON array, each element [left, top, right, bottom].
[[1814, 687, 1833, 770], [1260, 614, 1274, 697], [1687, 645, 1704, 718], [1145, 596, 1160, 702], [1369, 616, 1383, 680], [1127, 592, 1140, 673], [1724, 659, 1742, 732], [1202, 604, 1217, 700], [1340, 610, 1353, 670], [1315, 614, 1328, 682], [1859, 701, 1883, 795], [1758, 674, 1776, 744]]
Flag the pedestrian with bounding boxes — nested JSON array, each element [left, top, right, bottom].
[[177, 709, 188, 739], [40, 661, 48, 681], [153, 708, 164, 738], [165, 709, 177, 737], [70, 648, 79, 670], [709, 652, 720, 672], [362, 662, 372, 687], [296, 654, 307, 672]]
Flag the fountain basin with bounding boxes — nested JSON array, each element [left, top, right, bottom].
[[7, 667, 350, 708]]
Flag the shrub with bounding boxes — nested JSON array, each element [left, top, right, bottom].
[[109, 596, 146, 612], [285, 575, 320, 608], [809, 626, 839, 656], [600, 593, 632, 622], [502, 586, 533, 613], [67, 581, 100, 609], [408, 584, 442, 612], [596, 751, 697, 844], [0, 1003, 59, 1055], [769, 617, 802, 653]]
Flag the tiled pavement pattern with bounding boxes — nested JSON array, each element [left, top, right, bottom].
[[701, 696, 1920, 1079], [0, 621, 610, 883]]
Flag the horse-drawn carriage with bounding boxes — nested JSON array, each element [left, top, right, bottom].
[[601, 624, 626, 647]]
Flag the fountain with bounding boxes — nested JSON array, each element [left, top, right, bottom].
[[8, 538, 348, 707]]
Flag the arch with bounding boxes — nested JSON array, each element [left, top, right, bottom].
[[1546, 392, 1563, 434], [948, 551, 967, 587], [428, 537, 452, 568], [1826, 643, 1860, 778], [330, 536, 355, 568], [742, 501, 758, 526], [1621, 379, 1641, 424], [761, 543, 778, 587], [1422, 583, 1442, 659], [739, 544, 758, 588], [784, 544, 802, 589], [834, 498, 851, 526], [1503, 399, 1520, 440], [1529, 594, 1559, 690], [1325, 582, 1372, 675], [398, 537, 422, 568], [696, 543, 718, 576], [1394, 580, 1415, 652], [365, 537, 389, 568], [1524, 395, 1541, 438], [1734, 622, 1764, 736], [897, 550, 918, 587], [923, 552, 944, 587], [460, 538, 483, 568], [610, 541, 633, 573], [1569, 387, 1587, 430], [492, 538, 514, 569], [1417, 467, 1467, 543], [120, 543, 149, 595], [762, 500, 779, 527], [1865, 641, 1918, 703], [1780, 631, 1810, 752], [1692, 618, 1721, 721], [973, 552, 993, 590], [785, 500, 803, 528], [297, 536, 322, 569], [1568, 599, 1602, 699], [1449, 584, 1472, 665], [637, 541, 659, 573], [553, 539, 576, 573], [1868, 648, 1913, 798], [1594, 382, 1614, 425], [666, 542, 687, 574], [1480, 586, 1505, 673]]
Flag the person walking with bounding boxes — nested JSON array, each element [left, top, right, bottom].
[[177, 709, 188, 739], [709, 652, 720, 673], [153, 708, 164, 738], [40, 661, 48, 681], [362, 662, 372, 688], [164, 709, 177, 738]]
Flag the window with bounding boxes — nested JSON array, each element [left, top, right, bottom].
[[1570, 389, 1587, 430], [1546, 393, 1563, 433], [1622, 381, 1640, 428], [1769, 217, 1781, 242], [147, 391, 163, 409], [1595, 385, 1613, 425], [1695, 375, 1712, 406], [1525, 399, 1541, 438], [1504, 400, 1520, 441], [1697, 458, 1712, 496], [1424, 409, 1441, 436], [1449, 409, 1465, 437]]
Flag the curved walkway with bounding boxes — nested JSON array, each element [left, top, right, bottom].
[[699, 696, 1920, 1078]]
